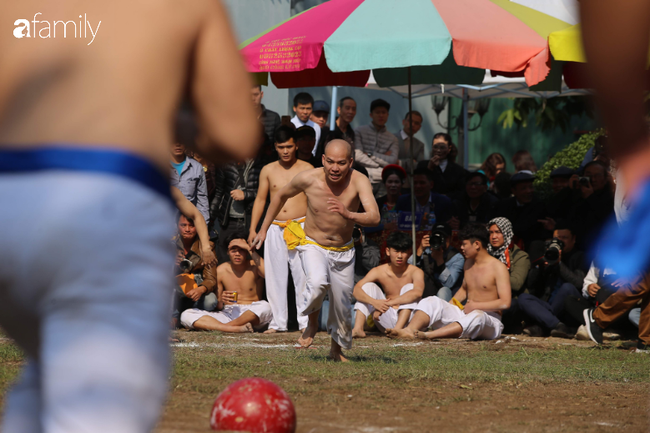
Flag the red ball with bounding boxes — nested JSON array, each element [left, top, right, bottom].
[[210, 378, 296, 433]]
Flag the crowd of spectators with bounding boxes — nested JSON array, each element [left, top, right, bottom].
[[167, 85, 642, 345]]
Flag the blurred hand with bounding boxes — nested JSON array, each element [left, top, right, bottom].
[[186, 285, 207, 302], [537, 217, 556, 232], [373, 299, 391, 314], [448, 216, 460, 231], [230, 189, 245, 201], [229, 238, 250, 252], [428, 155, 441, 169], [417, 235, 430, 256], [587, 283, 601, 297], [327, 198, 351, 219], [464, 300, 477, 314], [222, 291, 236, 304], [175, 250, 184, 267], [201, 248, 217, 269], [248, 231, 257, 246], [250, 231, 267, 251]]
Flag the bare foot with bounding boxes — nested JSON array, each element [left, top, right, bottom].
[[263, 328, 282, 334], [231, 323, 253, 333], [352, 328, 366, 339], [327, 349, 349, 362], [415, 330, 433, 340], [328, 339, 349, 362], [298, 319, 318, 348], [386, 328, 416, 339]]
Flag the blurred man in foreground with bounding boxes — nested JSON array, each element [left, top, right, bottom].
[[0, 1, 258, 431]]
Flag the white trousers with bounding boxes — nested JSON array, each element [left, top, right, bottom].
[[354, 283, 420, 330], [415, 296, 504, 340], [264, 221, 308, 331], [180, 301, 273, 330], [0, 172, 176, 433], [297, 238, 355, 350]]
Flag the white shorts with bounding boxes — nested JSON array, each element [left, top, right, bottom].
[[0, 169, 176, 433], [180, 301, 273, 330], [297, 237, 355, 350], [354, 283, 420, 330], [264, 220, 308, 331], [415, 296, 504, 340]]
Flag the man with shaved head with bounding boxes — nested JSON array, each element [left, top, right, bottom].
[[253, 139, 380, 361]]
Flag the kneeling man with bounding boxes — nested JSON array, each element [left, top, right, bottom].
[[181, 232, 272, 333], [352, 232, 424, 337], [388, 224, 510, 340]]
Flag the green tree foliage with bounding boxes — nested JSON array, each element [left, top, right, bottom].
[[497, 97, 594, 133], [534, 129, 606, 197]]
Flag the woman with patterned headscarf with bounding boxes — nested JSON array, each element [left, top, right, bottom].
[[487, 217, 531, 296]]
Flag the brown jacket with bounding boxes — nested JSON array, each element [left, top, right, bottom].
[[174, 236, 217, 293]]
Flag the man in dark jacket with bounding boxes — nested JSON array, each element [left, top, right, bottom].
[[519, 222, 587, 338], [453, 171, 499, 229], [252, 84, 281, 143], [211, 148, 269, 262], [568, 161, 615, 251], [490, 171, 549, 251]]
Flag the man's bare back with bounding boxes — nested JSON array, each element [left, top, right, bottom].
[[265, 160, 312, 220], [0, 0, 258, 170]]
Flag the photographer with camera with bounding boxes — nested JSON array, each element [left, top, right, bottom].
[[409, 223, 464, 301], [519, 221, 587, 338], [353, 225, 381, 284], [568, 160, 615, 250], [172, 214, 218, 327]]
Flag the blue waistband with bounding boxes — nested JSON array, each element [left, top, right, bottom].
[[0, 146, 171, 200]]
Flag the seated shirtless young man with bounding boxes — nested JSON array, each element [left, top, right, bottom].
[[181, 232, 272, 333], [388, 224, 511, 340], [352, 231, 424, 337]]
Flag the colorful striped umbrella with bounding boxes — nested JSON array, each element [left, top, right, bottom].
[[240, 0, 575, 89]]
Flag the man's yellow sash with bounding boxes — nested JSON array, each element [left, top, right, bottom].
[[273, 218, 353, 252]]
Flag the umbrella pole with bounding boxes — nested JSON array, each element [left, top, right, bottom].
[[462, 88, 469, 169], [330, 86, 338, 131], [408, 68, 417, 261]]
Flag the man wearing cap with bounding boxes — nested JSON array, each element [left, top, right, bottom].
[[395, 111, 425, 174], [311, 100, 330, 130], [410, 223, 465, 301], [490, 171, 549, 251]]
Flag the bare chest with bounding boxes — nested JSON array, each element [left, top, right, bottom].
[[222, 271, 258, 294], [377, 272, 412, 297], [307, 182, 359, 215]]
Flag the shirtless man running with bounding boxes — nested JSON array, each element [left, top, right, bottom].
[[352, 231, 424, 337], [181, 233, 272, 333], [388, 224, 511, 341], [249, 125, 313, 333], [252, 139, 380, 361], [0, 1, 257, 432]]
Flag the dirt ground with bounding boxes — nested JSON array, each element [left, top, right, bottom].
[[156, 331, 650, 433]]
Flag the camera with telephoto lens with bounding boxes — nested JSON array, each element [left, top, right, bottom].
[[578, 176, 590, 188], [544, 238, 565, 266], [430, 231, 447, 250], [179, 258, 193, 273], [352, 226, 362, 242]]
